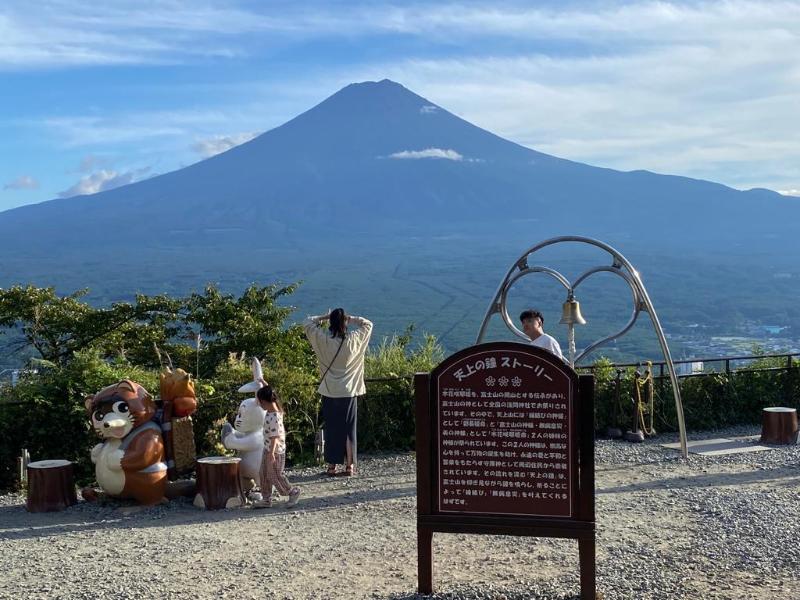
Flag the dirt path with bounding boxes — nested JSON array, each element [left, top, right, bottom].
[[1, 429, 798, 599]]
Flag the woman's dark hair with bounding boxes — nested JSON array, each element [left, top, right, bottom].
[[256, 384, 283, 412], [328, 307, 348, 339]]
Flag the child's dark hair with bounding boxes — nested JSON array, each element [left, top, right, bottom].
[[257, 384, 283, 412], [519, 309, 544, 324]]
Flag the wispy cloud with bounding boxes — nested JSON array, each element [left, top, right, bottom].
[[58, 167, 151, 198], [0, 2, 251, 69], [359, 2, 800, 42], [388, 148, 465, 161], [3, 175, 38, 190], [3, 1, 799, 72], [39, 110, 225, 147], [349, 2, 800, 192], [191, 132, 259, 158], [778, 189, 800, 196], [0, 1, 420, 70], [3, 0, 799, 194]]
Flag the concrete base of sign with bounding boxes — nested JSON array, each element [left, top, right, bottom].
[[662, 436, 773, 456]]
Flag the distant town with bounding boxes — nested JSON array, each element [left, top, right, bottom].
[[667, 322, 799, 372]]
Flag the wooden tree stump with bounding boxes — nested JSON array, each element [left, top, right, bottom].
[[193, 457, 245, 510], [171, 416, 197, 476], [26, 460, 77, 513], [760, 407, 799, 445]]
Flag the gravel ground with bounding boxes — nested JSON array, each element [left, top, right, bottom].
[[1, 426, 798, 600]]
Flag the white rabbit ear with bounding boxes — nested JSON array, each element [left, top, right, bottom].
[[251, 357, 263, 382]]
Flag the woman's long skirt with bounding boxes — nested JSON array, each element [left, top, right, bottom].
[[321, 395, 357, 465]]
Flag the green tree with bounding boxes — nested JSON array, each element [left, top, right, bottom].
[[183, 283, 315, 377], [0, 281, 322, 489], [0, 285, 182, 366], [0, 283, 314, 375]]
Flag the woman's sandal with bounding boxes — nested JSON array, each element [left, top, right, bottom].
[[344, 465, 355, 477], [325, 465, 337, 477]]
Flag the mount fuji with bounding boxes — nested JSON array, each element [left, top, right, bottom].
[[1, 79, 794, 249], [0, 79, 796, 353]]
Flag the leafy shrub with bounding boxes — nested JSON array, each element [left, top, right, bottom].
[[359, 330, 444, 452], [587, 357, 636, 431], [0, 350, 158, 490], [598, 357, 800, 433], [1, 278, 797, 491]]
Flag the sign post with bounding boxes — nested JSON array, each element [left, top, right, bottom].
[[415, 341, 596, 598]]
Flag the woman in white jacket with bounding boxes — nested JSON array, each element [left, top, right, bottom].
[[304, 308, 373, 476]]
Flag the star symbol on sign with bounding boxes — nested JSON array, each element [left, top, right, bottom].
[[498, 376, 509, 387], [512, 376, 522, 387], [485, 376, 496, 386]]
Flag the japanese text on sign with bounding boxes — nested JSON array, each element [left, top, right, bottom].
[[436, 350, 574, 517]]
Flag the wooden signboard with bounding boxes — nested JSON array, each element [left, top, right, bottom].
[[415, 341, 596, 599]]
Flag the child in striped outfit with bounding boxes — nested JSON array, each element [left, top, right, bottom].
[[253, 383, 301, 508]]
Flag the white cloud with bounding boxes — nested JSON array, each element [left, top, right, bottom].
[[3, 175, 38, 190], [40, 111, 224, 147], [2, 1, 799, 74], [388, 148, 465, 161], [3, 0, 799, 194], [778, 189, 800, 196], [363, 2, 800, 43], [191, 132, 259, 158], [0, 3, 250, 69], [419, 105, 438, 114], [31, 108, 276, 155], [346, 2, 800, 192], [58, 167, 151, 198]]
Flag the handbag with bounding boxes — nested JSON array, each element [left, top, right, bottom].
[[319, 336, 345, 396]]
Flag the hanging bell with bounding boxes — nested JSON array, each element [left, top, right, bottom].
[[560, 296, 587, 325]]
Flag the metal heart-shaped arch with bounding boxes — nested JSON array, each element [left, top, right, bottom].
[[475, 236, 688, 457], [496, 263, 643, 365]]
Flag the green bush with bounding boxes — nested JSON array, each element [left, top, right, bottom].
[[0, 350, 159, 490], [0, 350, 320, 490], [0, 282, 322, 488], [359, 331, 444, 452], [594, 357, 800, 433], [588, 358, 634, 431], [1, 285, 797, 493], [192, 330, 444, 465], [263, 358, 319, 464]]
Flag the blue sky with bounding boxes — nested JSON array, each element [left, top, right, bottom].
[[1, 0, 799, 211]]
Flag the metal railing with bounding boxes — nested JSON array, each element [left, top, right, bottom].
[[581, 352, 800, 411], [585, 352, 799, 378]]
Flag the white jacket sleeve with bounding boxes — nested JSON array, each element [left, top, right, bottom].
[[303, 315, 326, 342], [349, 317, 373, 343]]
